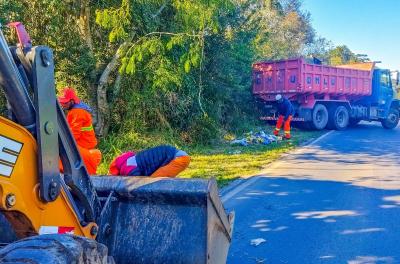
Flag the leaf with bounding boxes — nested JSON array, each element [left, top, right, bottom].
[[184, 60, 191, 73], [190, 53, 200, 67], [109, 31, 115, 43], [137, 52, 143, 62], [119, 57, 129, 74], [166, 41, 174, 50], [126, 56, 136, 75]]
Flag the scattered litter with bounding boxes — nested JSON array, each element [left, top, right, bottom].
[[229, 130, 282, 146], [250, 238, 267, 246], [228, 150, 242, 154], [253, 258, 266, 264], [230, 138, 248, 146]]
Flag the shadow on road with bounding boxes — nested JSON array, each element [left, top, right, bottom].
[[259, 124, 400, 190], [226, 177, 400, 264]]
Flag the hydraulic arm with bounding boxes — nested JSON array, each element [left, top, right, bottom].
[[0, 22, 99, 238]]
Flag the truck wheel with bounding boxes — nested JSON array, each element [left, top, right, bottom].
[[381, 108, 399, 129], [327, 105, 349, 130], [0, 234, 114, 264], [311, 104, 328, 130]]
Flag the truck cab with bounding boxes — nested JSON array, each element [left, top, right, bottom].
[[370, 69, 395, 116], [358, 68, 400, 126]]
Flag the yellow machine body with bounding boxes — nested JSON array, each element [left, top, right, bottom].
[[0, 116, 95, 239]]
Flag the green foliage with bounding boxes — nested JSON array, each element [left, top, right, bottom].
[[0, 0, 319, 149], [304, 41, 371, 66], [247, 0, 315, 61], [95, 0, 131, 42], [328, 45, 359, 65]]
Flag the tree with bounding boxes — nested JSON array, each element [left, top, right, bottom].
[[0, 0, 318, 144], [242, 0, 315, 60], [328, 45, 362, 65], [355, 54, 371, 63], [0, 0, 131, 135], [303, 36, 333, 63]]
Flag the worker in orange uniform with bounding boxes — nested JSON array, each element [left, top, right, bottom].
[[273, 94, 294, 139], [109, 145, 190, 177], [58, 87, 101, 174]]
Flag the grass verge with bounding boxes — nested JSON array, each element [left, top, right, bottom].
[[179, 127, 325, 186], [98, 125, 325, 187]]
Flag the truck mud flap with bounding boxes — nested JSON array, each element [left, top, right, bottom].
[[260, 116, 305, 121], [92, 176, 234, 264]]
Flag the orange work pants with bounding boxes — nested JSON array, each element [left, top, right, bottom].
[[81, 148, 102, 175], [60, 147, 102, 175], [274, 115, 292, 139], [151, 156, 191, 178]]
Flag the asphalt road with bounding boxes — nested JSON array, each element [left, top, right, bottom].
[[223, 123, 400, 264]]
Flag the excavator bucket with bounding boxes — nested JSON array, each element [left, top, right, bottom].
[[92, 176, 234, 264]]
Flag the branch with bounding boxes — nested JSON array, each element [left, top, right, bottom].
[[142, 31, 201, 38], [125, 31, 201, 57], [152, 2, 168, 19], [198, 32, 206, 116], [95, 41, 131, 136], [112, 74, 122, 100], [97, 41, 130, 87]]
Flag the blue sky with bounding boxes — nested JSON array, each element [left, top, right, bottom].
[[302, 0, 400, 70]]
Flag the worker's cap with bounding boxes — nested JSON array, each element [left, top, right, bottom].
[[58, 87, 80, 104], [275, 94, 283, 101]]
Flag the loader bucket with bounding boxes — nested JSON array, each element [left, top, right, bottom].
[[92, 176, 234, 264]]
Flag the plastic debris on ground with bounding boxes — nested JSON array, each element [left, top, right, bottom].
[[229, 130, 282, 146], [228, 150, 242, 155], [250, 238, 267, 246]]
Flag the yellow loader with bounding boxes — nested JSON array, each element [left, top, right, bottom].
[[0, 22, 233, 263]]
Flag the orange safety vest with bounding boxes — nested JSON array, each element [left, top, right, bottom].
[[66, 107, 97, 149]]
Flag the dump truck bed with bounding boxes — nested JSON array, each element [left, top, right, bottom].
[[253, 58, 374, 101]]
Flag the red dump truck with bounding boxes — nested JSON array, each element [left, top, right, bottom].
[[252, 58, 400, 130]]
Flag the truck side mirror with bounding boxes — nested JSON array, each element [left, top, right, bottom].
[[390, 71, 399, 86]]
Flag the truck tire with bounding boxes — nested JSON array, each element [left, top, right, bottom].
[[327, 105, 349, 130], [381, 108, 399, 129], [0, 234, 114, 264], [311, 104, 328, 130]]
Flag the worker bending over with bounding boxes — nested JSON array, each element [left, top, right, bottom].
[[58, 87, 101, 174], [273, 94, 294, 139], [109, 145, 190, 177]]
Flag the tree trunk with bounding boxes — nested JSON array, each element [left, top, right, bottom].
[[76, 1, 101, 134], [94, 42, 130, 137], [77, 2, 170, 137], [77, 0, 94, 52]]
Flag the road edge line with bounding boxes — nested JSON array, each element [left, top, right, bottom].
[[305, 130, 335, 147], [221, 130, 335, 203], [221, 176, 261, 203]]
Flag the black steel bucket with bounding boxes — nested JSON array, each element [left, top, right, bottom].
[[92, 176, 234, 264]]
